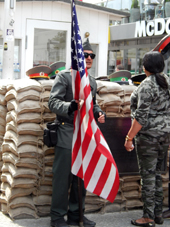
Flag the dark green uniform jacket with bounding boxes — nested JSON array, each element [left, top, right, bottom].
[[48, 69, 102, 149]]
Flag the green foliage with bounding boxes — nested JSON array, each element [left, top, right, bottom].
[[131, 0, 139, 8], [165, 0, 170, 2]]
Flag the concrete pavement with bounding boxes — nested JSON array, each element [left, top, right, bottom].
[[0, 209, 170, 227]]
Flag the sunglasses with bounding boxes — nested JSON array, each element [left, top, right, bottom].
[[84, 52, 96, 59]]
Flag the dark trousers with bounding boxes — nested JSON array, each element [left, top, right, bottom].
[[135, 134, 169, 220], [50, 146, 86, 221]]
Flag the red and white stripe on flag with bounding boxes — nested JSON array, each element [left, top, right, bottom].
[[71, 0, 119, 203]]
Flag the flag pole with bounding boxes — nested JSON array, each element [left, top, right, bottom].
[[78, 177, 84, 227], [71, 1, 84, 224]]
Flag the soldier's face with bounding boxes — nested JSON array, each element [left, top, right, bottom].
[[84, 50, 93, 70]]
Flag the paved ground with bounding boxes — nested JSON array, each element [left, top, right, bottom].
[[0, 209, 170, 227]]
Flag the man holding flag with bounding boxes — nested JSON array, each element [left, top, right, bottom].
[[48, 1, 119, 227], [48, 12, 105, 227]]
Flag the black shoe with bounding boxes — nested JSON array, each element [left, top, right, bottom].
[[131, 219, 155, 227], [163, 209, 170, 219], [51, 218, 69, 227], [154, 216, 164, 224], [67, 216, 96, 227]]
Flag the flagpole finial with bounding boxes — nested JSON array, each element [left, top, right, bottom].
[[85, 32, 90, 38]]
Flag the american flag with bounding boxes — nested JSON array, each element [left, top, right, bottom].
[[71, 0, 119, 203]]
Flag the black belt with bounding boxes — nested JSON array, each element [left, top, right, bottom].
[[57, 116, 73, 124]]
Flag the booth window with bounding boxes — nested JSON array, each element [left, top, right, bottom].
[[33, 29, 66, 66], [125, 48, 136, 75], [107, 50, 124, 75], [33, 29, 97, 77], [137, 47, 150, 74]]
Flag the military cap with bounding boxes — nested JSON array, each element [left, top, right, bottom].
[[108, 70, 131, 85], [131, 73, 146, 86], [82, 38, 93, 52], [95, 76, 110, 81], [49, 61, 66, 79], [26, 65, 52, 80], [153, 34, 170, 60]]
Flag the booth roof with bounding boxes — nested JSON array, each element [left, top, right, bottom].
[[11, 0, 130, 17]]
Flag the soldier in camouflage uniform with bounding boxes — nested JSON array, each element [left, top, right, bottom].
[[124, 51, 170, 227]]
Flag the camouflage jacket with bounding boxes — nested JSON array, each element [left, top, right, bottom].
[[130, 73, 170, 137]]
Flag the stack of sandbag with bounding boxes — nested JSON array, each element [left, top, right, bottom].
[[32, 144, 54, 217], [0, 80, 7, 187], [1, 79, 45, 219], [162, 169, 169, 207], [85, 179, 126, 214], [100, 178, 126, 213], [38, 80, 56, 123], [0, 158, 2, 201], [0, 81, 6, 212], [85, 191, 106, 213], [121, 175, 143, 210], [0, 80, 9, 206], [0, 78, 169, 218], [96, 80, 136, 117], [0, 78, 57, 219], [32, 80, 55, 217]]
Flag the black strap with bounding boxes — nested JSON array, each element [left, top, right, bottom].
[[57, 115, 73, 124]]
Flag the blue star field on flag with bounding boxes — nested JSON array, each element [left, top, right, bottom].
[[71, 1, 86, 79]]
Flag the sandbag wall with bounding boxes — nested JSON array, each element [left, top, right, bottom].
[[84, 80, 169, 214], [85, 155, 170, 214], [32, 80, 55, 217], [0, 79, 169, 219], [84, 177, 142, 214], [96, 80, 136, 117], [0, 79, 55, 219], [0, 81, 8, 212]]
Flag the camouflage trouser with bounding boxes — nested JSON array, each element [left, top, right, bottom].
[[134, 133, 169, 220]]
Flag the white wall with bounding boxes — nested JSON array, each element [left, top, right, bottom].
[[0, 1, 122, 78]]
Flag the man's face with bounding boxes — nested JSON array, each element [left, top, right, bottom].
[[84, 50, 94, 70]]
